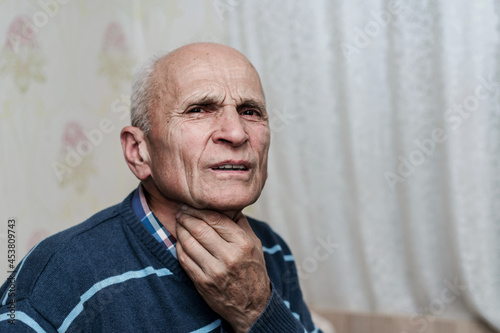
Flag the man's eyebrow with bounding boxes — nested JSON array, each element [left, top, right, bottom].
[[188, 95, 266, 111], [189, 95, 224, 106], [238, 99, 266, 112]]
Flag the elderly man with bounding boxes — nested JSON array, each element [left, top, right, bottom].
[[0, 43, 321, 332]]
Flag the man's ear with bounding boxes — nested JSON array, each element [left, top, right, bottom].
[[120, 126, 152, 180]]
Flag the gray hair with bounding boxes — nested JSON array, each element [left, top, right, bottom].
[[130, 55, 161, 134]]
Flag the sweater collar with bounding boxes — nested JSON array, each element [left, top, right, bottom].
[[131, 185, 178, 259]]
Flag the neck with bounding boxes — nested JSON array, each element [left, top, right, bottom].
[[141, 183, 241, 238]]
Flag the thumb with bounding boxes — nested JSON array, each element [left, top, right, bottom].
[[234, 213, 256, 237]]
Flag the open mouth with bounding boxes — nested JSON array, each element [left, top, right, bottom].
[[209, 160, 251, 171], [211, 164, 248, 171]]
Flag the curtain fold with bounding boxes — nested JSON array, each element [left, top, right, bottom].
[[228, 0, 500, 330]]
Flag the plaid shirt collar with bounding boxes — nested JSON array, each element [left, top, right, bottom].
[[132, 185, 178, 259]]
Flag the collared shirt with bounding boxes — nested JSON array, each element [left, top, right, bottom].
[[131, 185, 178, 259]]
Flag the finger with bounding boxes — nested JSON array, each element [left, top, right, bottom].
[[179, 205, 245, 242], [176, 212, 231, 260], [176, 240, 207, 281], [176, 222, 219, 271], [176, 210, 225, 245], [233, 212, 253, 235], [232, 212, 262, 244]]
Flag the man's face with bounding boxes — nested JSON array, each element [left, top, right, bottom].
[[145, 47, 270, 211]]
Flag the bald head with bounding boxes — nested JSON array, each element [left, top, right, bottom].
[[159, 43, 257, 73], [130, 43, 264, 134]]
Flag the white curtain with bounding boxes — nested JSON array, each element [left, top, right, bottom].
[[227, 0, 500, 330]]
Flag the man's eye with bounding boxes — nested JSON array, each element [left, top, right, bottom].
[[241, 109, 260, 117], [187, 107, 202, 113]]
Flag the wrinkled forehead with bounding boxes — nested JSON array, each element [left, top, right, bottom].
[[155, 48, 265, 103]]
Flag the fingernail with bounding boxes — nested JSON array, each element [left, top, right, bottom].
[[175, 210, 182, 219], [181, 204, 187, 212]]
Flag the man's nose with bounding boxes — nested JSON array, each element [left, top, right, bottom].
[[212, 107, 249, 146]]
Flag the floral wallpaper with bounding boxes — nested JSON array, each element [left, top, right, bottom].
[[1, 15, 46, 93]]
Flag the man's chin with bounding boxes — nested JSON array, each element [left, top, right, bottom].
[[193, 194, 259, 214]]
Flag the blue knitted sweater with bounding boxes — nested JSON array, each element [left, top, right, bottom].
[[0, 192, 320, 332]]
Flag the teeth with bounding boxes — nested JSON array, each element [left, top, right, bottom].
[[214, 164, 246, 170]]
